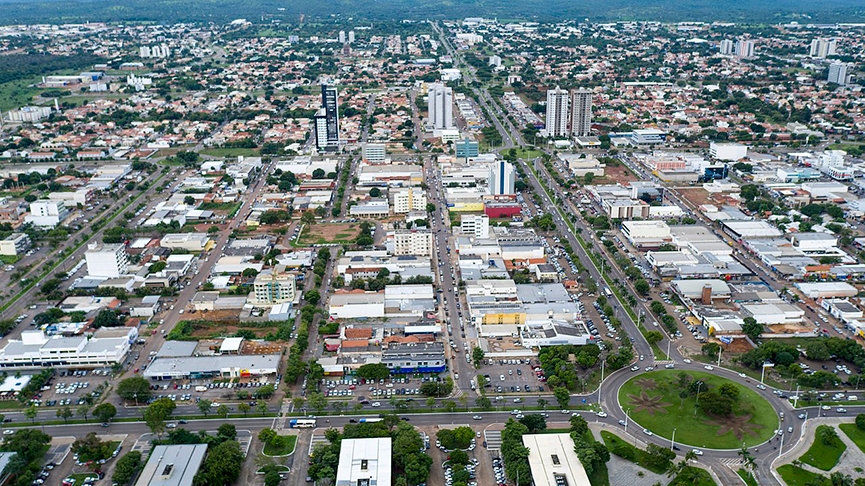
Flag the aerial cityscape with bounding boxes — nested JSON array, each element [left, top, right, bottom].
[[0, 10, 864, 486]]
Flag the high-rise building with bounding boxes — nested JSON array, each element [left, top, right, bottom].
[[392, 188, 427, 214], [461, 214, 490, 239], [338, 31, 346, 43], [545, 86, 569, 138], [810, 38, 837, 58], [391, 229, 434, 256], [734, 39, 755, 58], [489, 160, 515, 195], [569, 89, 593, 137], [315, 85, 340, 150], [719, 39, 734, 55], [828, 62, 848, 85], [348, 31, 355, 43], [85, 242, 129, 278], [428, 83, 454, 130], [252, 267, 297, 305]]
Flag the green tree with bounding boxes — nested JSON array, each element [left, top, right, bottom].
[[742, 317, 763, 341], [356, 363, 390, 381], [144, 398, 176, 437], [56, 406, 73, 423], [304, 289, 321, 305], [116, 376, 152, 402], [94, 403, 117, 424], [77, 404, 90, 421], [518, 414, 547, 433], [645, 330, 663, 345], [112, 451, 143, 485], [554, 387, 571, 409], [24, 405, 37, 424], [472, 346, 485, 368], [257, 402, 269, 416], [216, 404, 230, 418], [193, 440, 243, 486], [634, 279, 650, 295], [856, 414, 865, 431], [197, 399, 212, 417], [237, 402, 251, 416], [569, 414, 588, 435], [307, 392, 327, 414]]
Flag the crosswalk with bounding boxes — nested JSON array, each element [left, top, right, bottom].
[[308, 433, 329, 457], [719, 457, 745, 469], [484, 430, 502, 451]]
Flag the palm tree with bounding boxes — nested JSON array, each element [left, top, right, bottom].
[[738, 446, 756, 478]]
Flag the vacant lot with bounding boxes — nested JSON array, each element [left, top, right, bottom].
[[298, 223, 362, 245]]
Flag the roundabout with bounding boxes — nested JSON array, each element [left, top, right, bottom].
[[618, 370, 779, 449]]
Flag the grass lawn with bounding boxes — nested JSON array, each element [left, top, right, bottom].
[[600, 431, 668, 474], [617, 370, 777, 449], [670, 466, 716, 486], [0, 255, 19, 265], [263, 435, 297, 456], [777, 464, 827, 486], [512, 148, 544, 160], [799, 425, 846, 471], [297, 223, 362, 245], [737, 468, 759, 486], [68, 473, 98, 483], [839, 423, 865, 453], [200, 148, 260, 157]]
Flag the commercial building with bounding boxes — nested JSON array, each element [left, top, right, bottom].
[[461, 214, 490, 239], [455, 138, 479, 160], [382, 342, 446, 373], [392, 188, 427, 214], [329, 291, 386, 319], [336, 438, 392, 486], [569, 89, 592, 137], [160, 233, 211, 251], [251, 268, 297, 305], [135, 444, 208, 486], [428, 83, 455, 130], [0, 233, 31, 256], [85, 242, 130, 279], [0, 329, 133, 369], [621, 221, 671, 248], [489, 160, 515, 195], [391, 229, 434, 256], [670, 279, 731, 302], [795, 282, 858, 299], [25, 200, 68, 228], [828, 62, 849, 85], [545, 86, 569, 138], [630, 129, 666, 146], [143, 354, 280, 380], [735, 39, 755, 58], [135, 444, 207, 486], [384, 284, 435, 316], [710, 142, 748, 161], [523, 433, 591, 486], [721, 221, 783, 240], [810, 38, 837, 58]]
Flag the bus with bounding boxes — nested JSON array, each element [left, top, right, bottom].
[[358, 418, 383, 423], [289, 419, 317, 428], [603, 287, 613, 298]]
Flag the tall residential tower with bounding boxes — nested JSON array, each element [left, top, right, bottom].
[[545, 86, 569, 138], [569, 89, 593, 137]]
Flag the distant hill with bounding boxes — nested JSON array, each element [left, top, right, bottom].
[[0, 0, 863, 24]]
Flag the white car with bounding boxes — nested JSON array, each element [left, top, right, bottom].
[[596, 412, 608, 418], [371, 402, 381, 407], [1, 430, 13, 435], [642, 429, 653, 436], [692, 449, 703, 456], [683, 359, 692, 364], [704, 365, 714, 371]]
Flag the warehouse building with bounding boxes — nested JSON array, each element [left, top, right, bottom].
[[143, 354, 280, 380], [336, 438, 392, 486], [523, 433, 591, 486], [136, 444, 208, 486]]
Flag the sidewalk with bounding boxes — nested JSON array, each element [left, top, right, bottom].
[[772, 417, 865, 478]]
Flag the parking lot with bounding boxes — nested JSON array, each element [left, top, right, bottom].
[[29, 369, 111, 409], [142, 377, 275, 406], [318, 374, 447, 405], [477, 358, 547, 398]]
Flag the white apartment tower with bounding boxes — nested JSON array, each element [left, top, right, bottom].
[[461, 214, 490, 239], [719, 39, 734, 55], [545, 86, 569, 138], [489, 160, 515, 195], [734, 39, 755, 58], [339, 31, 346, 43], [428, 83, 454, 130], [810, 38, 837, 58], [348, 31, 356, 43], [569, 89, 593, 137], [85, 242, 129, 279], [252, 269, 297, 305], [392, 188, 427, 214], [828, 62, 848, 86]]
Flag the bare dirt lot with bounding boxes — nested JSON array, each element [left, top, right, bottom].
[[298, 223, 362, 245], [676, 187, 714, 208]]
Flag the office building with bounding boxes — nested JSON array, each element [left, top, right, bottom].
[[252, 267, 297, 305], [810, 38, 837, 58], [428, 83, 454, 130], [25, 200, 69, 228], [0, 329, 133, 369], [136, 444, 208, 486], [85, 242, 130, 279], [455, 138, 479, 160], [719, 39, 734, 55], [315, 85, 340, 150], [391, 229, 434, 256], [336, 438, 392, 486], [735, 39, 755, 58], [0, 233, 31, 256], [523, 434, 591, 486], [489, 160, 515, 195], [363, 143, 386, 163], [392, 188, 427, 214], [828, 62, 848, 85], [461, 214, 490, 239], [545, 86, 569, 137], [569, 88, 592, 137]]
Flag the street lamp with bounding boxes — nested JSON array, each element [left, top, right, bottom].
[[624, 408, 631, 435], [671, 428, 677, 451], [694, 382, 704, 416]]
